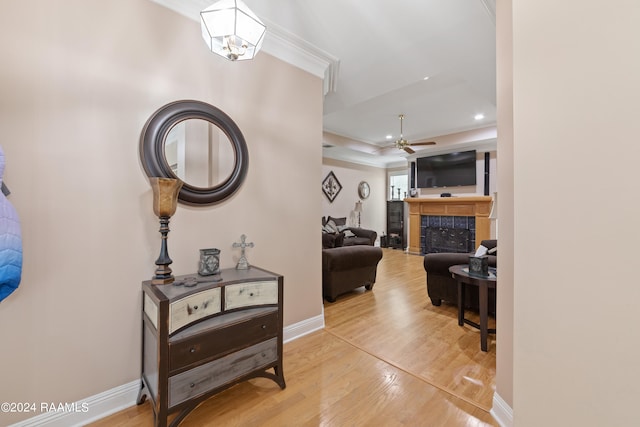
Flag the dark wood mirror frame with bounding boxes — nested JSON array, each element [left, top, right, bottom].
[[140, 100, 249, 205]]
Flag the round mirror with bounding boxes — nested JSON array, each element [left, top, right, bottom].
[[140, 100, 249, 205], [164, 119, 236, 189]]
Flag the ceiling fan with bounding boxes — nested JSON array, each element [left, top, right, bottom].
[[386, 114, 436, 154]]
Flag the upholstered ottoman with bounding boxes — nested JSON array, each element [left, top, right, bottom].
[[322, 245, 383, 302]]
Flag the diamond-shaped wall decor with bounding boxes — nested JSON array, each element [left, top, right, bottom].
[[322, 171, 342, 203]]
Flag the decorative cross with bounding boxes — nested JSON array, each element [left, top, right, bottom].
[[232, 234, 254, 270]]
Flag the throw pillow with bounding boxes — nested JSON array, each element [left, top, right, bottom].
[[325, 220, 339, 234], [336, 225, 355, 237], [343, 229, 356, 238], [328, 216, 347, 226]]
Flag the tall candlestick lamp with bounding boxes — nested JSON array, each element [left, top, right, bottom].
[[354, 200, 363, 228], [149, 177, 183, 285]]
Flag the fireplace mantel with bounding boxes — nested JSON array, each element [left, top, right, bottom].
[[404, 196, 493, 254]]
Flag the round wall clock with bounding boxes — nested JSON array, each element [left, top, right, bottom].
[[358, 181, 370, 199]]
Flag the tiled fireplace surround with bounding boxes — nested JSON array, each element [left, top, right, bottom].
[[421, 215, 476, 255]]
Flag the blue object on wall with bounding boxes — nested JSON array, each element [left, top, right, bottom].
[[0, 146, 22, 303]]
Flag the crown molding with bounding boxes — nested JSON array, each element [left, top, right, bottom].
[[262, 21, 340, 94], [150, 0, 339, 93]]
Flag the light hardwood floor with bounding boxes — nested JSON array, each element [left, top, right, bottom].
[[90, 248, 497, 426]]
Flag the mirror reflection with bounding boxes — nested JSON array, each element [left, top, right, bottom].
[[164, 119, 236, 189]]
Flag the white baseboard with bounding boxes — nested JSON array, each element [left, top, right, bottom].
[[9, 315, 325, 427], [8, 380, 140, 427], [490, 392, 514, 427], [283, 313, 325, 343]]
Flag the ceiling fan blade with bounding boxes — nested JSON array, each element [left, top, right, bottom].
[[404, 147, 415, 154], [410, 141, 436, 146]]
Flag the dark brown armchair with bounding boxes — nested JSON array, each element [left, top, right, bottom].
[[423, 239, 497, 311]]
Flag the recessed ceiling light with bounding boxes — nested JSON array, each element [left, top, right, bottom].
[[474, 114, 484, 120], [386, 134, 393, 139], [423, 76, 430, 80]]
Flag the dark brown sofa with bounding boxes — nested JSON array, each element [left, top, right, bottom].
[[322, 216, 377, 247], [322, 245, 383, 302], [423, 239, 497, 311]]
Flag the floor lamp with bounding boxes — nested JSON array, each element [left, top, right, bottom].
[[354, 200, 363, 228]]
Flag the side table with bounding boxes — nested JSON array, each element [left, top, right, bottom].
[[448, 264, 497, 352]]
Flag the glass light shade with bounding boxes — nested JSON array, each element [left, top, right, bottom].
[[355, 201, 363, 212], [200, 0, 266, 61], [150, 177, 183, 217]]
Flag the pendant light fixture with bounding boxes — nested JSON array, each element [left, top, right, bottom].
[[200, 0, 266, 61]]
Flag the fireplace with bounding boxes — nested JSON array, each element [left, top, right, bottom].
[[405, 196, 491, 255], [421, 215, 475, 255]]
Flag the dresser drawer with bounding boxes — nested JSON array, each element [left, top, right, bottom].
[[170, 288, 222, 333], [224, 280, 278, 310], [169, 311, 278, 372], [168, 338, 278, 408]]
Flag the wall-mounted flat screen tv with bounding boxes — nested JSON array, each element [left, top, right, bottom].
[[416, 150, 477, 188]]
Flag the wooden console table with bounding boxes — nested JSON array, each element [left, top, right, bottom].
[[404, 196, 493, 254]]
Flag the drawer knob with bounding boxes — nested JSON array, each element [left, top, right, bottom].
[[190, 383, 195, 388], [249, 293, 254, 297], [190, 347, 196, 353], [261, 325, 266, 329]]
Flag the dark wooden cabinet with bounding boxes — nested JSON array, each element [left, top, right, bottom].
[[387, 200, 405, 249], [137, 267, 285, 427]]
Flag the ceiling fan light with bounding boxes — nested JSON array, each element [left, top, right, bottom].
[[395, 137, 408, 149], [389, 114, 435, 154], [201, 0, 266, 61]]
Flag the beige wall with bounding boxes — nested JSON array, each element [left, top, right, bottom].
[[322, 158, 386, 239], [0, 0, 323, 424], [495, 0, 514, 412], [507, 1, 640, 425]]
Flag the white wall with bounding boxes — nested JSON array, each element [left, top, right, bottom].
[[0, 1, 323, 424], [509, 1, 640, 425]]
